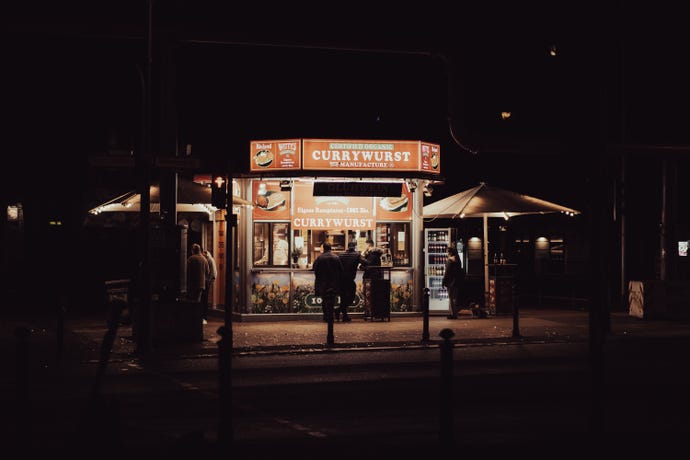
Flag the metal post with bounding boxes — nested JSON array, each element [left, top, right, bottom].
[[326, 293, 335, 347], [56, 297, 65, 360], [219, 174, 234, 451], [14, 327, 30, 445], [483, 214, 490, 309], [217, 326, 232, 451], [135, 0, 154, 355], [512, 280, 521, 338], [92, 300, 123, 399], [422, 287, 430, 343], [439, 328, 455, 448], [223, 175, 233, 347]]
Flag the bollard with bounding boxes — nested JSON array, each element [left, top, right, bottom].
[[327, 313, 335, 347], [439, 328, 455, 449], [512, 292, 521, 338], [422, 287, 430, 343], [56, 300, 65, 361], [91, 299, 124, 399], [324, 292, 336, 348], [217, 326, 233, 451], [15, 327, 31, 445]]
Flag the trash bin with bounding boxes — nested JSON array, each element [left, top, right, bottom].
[[363, 267, 391, 321], [104, 279, 131, 323]]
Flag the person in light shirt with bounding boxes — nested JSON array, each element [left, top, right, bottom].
[[187, 243, 209, 306], [201, 247, 217, 324], [273, 236, 289, 266]]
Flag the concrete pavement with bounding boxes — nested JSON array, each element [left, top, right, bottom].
[[4, 305, 689, 364]]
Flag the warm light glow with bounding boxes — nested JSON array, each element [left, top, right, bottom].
[[501, 111, 512, 120], [549, 44, 557, 57], [7, 205, 18, 221], [213, 176, 226, 188]]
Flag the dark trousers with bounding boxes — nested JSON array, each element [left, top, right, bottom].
[[447, 284, 462, 317], [337, 280, 355, 320], [201, 279, 214, 319]]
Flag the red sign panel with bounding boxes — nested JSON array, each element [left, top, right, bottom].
[[249, 139, 301, 172], [251, 181, 290, 220], [375, 181, 413, 221], [292, 181, 375, 230], [249, 139, 441, 174], [301, 139, 423, 172], [419, 142, 441, 174]]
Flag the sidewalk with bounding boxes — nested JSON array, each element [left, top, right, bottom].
[[4, 306, 690, 364]]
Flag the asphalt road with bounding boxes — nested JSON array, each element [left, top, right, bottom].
[[5, 334, 689, 458]]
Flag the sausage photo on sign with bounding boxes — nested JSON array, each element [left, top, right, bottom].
[[255, 191, 286, 210], [380, 195, 409, 212]]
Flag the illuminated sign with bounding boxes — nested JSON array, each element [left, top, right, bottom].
[[249, 138, 441, 174], [249, 139, 302, 172]]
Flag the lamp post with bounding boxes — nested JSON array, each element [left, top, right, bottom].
[[134, 0, 155, 354], [218, 172, 234, 449]]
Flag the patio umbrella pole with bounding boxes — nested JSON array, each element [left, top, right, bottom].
[[483, 214, 489, 309]]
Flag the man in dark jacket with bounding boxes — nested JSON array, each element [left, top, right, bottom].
[[337, 242, 365, 322], [361, 239, 384, 318], [362, 239, 384, 281], [313, 242, 344, 323], [442, 245, 465, 319]]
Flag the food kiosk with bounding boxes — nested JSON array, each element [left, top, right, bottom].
[[225, 138, 442, 319]]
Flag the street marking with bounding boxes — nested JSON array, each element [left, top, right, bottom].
[[272, 417, 328, 438]]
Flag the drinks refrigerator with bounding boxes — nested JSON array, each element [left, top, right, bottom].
[[424, 227, 460, 314]]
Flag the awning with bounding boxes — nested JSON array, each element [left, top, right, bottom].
[[88, 177, 251, 215]]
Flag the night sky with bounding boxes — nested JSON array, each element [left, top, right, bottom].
[[5, 2, 690, 244]]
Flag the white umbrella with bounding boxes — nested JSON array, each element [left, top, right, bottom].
[[423, 182, 580, 306]]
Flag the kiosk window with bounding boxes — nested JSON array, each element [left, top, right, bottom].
[[253, 222, 290, 267], [377, 223, 410, 266]]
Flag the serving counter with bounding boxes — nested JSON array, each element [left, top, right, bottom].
[[248, 267, 414, 316]]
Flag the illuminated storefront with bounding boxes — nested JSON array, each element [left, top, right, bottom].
[[228, 138, 442, 319]]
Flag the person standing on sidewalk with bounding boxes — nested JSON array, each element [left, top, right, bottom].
[[187, 243, 209, 306], [201, 247, 217, 324], [361, 239, 384, 281], [313, 242, 343, 323], [337, 241, 365, 322], [442, 245, 465, 319], [361, 239, 384, 318]]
